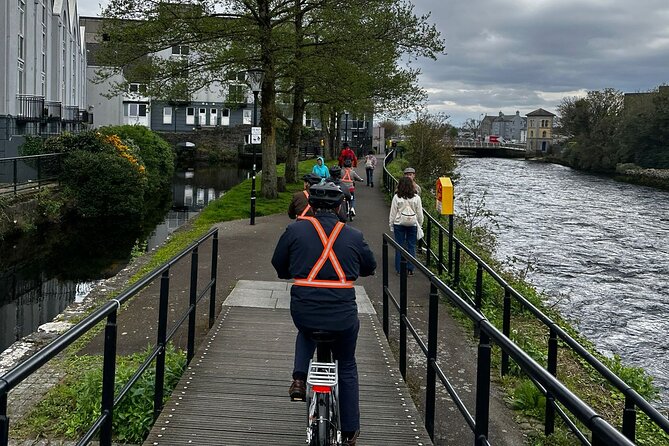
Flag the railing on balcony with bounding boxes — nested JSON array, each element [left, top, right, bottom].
[[44, 101, 62, 121], [16, 95, 45, 121], [62, 106, 80, 122]]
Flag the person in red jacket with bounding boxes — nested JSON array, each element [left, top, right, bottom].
[[338, 144, 358, 167]]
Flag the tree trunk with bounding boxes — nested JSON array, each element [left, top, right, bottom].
[[259, 0, 278, 199], [285, 1, 305, 184]]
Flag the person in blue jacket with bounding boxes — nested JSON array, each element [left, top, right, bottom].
[[311, 156, 330, 179], [271, 182, 376, 446]]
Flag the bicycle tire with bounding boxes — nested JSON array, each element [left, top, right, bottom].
[[310, 393, 334, 446]]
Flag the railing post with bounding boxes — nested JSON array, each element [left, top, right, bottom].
[[382, 238, 389, 338], [448, 215, 454, 274], [209, 231, 218, 328], [37, 156, 42, 189], [545, 327, 558, 436], [474, 329, 491, 446], [1, 384, 9, 446], [13, 159, 17, 196], [501, 288, 511, 376], [100, 310, 118, 446], [475, 264, 483, 311], [425, 283, 439, 441], [399, 256, 408, 380], [474, 264, 483, 337], [454, 244, 461, 288], [425, 219, 431, 268], [154, 269, 170, 420], [622, 396, 636, 441], [438, 225, 444, 276], [187, 247, 199, 364]]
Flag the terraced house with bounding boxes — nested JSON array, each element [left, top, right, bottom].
[[0, 0, 90, 157]]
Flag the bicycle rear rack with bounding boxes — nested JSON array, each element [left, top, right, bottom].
[[307, 361, 338, 386]]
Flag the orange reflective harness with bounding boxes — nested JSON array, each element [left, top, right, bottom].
[[297, 190, 312, 219], [342, 168, 355, 192], [293, 216, 354, 289]]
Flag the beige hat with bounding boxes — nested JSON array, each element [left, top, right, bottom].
[[403, 167, 416, 174]]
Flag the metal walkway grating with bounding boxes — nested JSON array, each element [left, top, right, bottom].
[[144, 281, 432, 446]]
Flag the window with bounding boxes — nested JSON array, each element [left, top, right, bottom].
[[227, 84, 245, 103], [125, 103, 147, 117], [18, 0, 25, 61], [186, 107, 195, 125], [542, 130, 547, 138], [128, 83, 147, 94], [163, 107, 173, 124], [529, 130, 534, 138], [172, 45, 190, 55]]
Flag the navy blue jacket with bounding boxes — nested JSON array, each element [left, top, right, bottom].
[[271, 212, 377, 331]]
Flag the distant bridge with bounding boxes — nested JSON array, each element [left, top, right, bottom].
[[452, 139, 528, 157]]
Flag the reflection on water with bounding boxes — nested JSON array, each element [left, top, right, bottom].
[[0, 164, 248, 353]]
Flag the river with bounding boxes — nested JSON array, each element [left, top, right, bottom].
[[0, 164, 248, 354], [455, 157, 669, 407]]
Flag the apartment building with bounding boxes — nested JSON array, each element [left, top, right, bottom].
[[0, 0, 89, 156]]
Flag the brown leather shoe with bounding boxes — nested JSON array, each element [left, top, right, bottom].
[[343, 430, 359, 446], [289, 379, 306, 401]]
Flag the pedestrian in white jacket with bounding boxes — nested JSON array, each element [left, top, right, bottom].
[[388, 176, 424, 275]]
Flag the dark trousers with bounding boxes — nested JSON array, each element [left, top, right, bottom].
[[365, 168, 374, 186], [293, 319, 360, 432], [393, 224, 417, 273]]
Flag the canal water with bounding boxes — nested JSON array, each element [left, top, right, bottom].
[[455, 157, 669, 407], [0, 164, 248, 354]]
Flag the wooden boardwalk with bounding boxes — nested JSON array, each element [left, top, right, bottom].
[[144, 280, 433, 446]]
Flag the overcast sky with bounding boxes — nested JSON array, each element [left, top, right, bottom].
[[410, 0, 669, 125], [78, 0, 669, 126]]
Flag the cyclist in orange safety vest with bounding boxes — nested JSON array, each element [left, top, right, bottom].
[[272, 182, 376, 446], [341, 158, 363, 216], [288, 173, 322, 219]]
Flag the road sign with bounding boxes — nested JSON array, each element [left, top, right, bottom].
[[251, 127, 261, 144]]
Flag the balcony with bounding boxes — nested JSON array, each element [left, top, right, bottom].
[[44, 101, 62, 121], [16, 95, 46, 122], [62, 106, 80, 122]]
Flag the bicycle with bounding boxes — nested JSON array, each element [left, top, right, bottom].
[[305, 331, 341, 446]]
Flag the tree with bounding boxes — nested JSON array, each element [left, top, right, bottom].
[[462, 118, 481, 138], [403, 113, 456, 188], [95, 0, 445, 192], [557, 88, 623, 171], [379, 119, 400, 140]]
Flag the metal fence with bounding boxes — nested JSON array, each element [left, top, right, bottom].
[[381, 149, 669, 444], [0, 153, 63, 197], [0, 228, 219, 446]]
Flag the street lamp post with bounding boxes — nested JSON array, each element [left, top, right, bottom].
[[343, 111, 349, 146], [246, 68, 265, 225]]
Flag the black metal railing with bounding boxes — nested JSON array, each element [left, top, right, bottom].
[[382, 236, 636, 445], [15, 95, 46, 121], [382, 150, 669, 444], [62, 106, 80, 122], [0, 228, 219, 446], [0, 153, 64, 197], [44, 101, 62, 121]]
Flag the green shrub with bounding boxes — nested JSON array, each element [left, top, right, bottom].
[[61, 150, 147, 218], [18, 345, 186, 443], [98, 125, 175, 198], [510, 379, 546, 420]]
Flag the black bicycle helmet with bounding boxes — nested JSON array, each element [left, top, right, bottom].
[[303, 173, 322, 186], [329, 166, 342, 178], [308, 182, 344, 209], [343, 158, 352, 168]]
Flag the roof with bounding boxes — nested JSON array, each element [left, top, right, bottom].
[[526, 108, 556, 117]]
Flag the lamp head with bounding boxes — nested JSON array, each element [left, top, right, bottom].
[[246, 68, 265, 93]]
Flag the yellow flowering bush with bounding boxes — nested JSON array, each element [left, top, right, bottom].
[[102, 134, 146, 174]]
